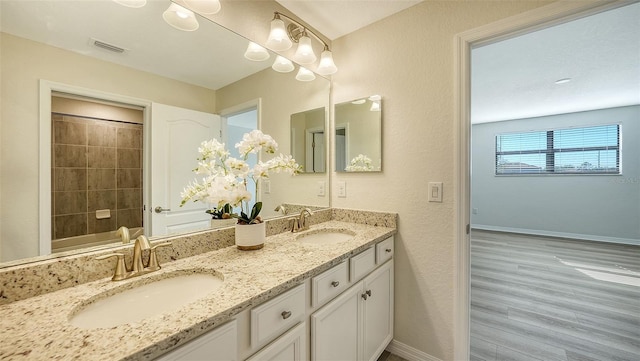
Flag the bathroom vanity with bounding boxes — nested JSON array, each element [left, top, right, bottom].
[[0, 210, 396, 361]]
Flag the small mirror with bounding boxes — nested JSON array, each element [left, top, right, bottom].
[[335, 96, 382, 172], [291, 107, 326, 173]]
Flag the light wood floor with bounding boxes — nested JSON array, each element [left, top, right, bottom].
[[470, 230, 640, 361]]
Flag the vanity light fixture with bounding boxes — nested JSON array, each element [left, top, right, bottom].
[[184, 0, 221, 15], [163, 3, 199, 32], [112, 0, 147, 8], [265, 11, 338, 75], [369, 95, 381, 112], [295, 67, 316, 81], [244, 42, 270, 61], [272, 56, 295, 73]]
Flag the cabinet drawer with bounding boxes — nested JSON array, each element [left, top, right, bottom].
[[350, 246, 375, 282], [312, 261, 349, 307], [155, 320, 237, 360], [376, 237, 394, 264], [251, 283, 306, 347]]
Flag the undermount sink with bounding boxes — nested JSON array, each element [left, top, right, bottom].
[[297, 229, 356, 245], [69, 271, 223, 329]]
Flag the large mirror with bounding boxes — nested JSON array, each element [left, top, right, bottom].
[[335, 96, 382, 172], [0, 0, 330, 266]]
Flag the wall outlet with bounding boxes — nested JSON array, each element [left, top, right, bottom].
[[428, 182, 443, 202], [263, 180, 270, 194], [337, 181, 346, 198], [317, 181, 326, 197]]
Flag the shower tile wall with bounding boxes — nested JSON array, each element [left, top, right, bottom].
[[52, 114, 143, 240]]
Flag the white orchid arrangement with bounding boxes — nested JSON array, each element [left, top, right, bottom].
[[180, 130, 302, 224], [345, 154, 374, 172]]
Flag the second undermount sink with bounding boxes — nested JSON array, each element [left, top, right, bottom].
[[297, 229, 356, 245], [69, 271, 223, 329]]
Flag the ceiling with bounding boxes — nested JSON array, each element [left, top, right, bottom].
[[275, 0, 423, 40], [471, 2, 640, 124]]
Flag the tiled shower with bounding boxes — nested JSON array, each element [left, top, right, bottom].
[[51, 113, 143, 241]]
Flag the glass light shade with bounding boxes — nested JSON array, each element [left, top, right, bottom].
[[272, 56, 295, 73], [316, 49, 338, 75], [266, 18, 293, 51], [293, 35, 317, 64], [163, 3, 199, 32], [113, 0, 146, 8], [370, 101, 381, 112], [244, 42, 270, 61], [184, 0, 221, 15], [295, 67, 316, 82]]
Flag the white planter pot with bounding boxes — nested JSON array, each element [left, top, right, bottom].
[[234, 222, 265, 250]]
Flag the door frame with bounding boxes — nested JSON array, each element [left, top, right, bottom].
[[39, 80, 151, 255], [453, 0, 632, 359]]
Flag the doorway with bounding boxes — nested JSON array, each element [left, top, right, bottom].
[[50, 95, 144, 252], [454, 1, 639, 359]]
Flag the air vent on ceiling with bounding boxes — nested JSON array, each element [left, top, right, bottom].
[[91, 38, 126, 53]]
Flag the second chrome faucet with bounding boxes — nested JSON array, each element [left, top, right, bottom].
[[97, 235, 172, 281]]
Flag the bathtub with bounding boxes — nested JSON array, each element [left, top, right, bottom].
[[52, 227, 144, 253]]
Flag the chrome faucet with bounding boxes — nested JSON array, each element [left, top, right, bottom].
[[289, 208, 313, 232], [116, 226, 130, 244], [97, 236, 172, 281]]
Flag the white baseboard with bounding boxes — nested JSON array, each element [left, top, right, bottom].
[[386, 339, 443, 361], [471, 224, 639, 246]]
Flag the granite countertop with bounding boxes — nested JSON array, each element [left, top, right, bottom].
[[0, 220, 396, 361]]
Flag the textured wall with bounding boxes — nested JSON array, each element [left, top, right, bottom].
[[472, 105, 640, 243], [331, 1, 553, 359]]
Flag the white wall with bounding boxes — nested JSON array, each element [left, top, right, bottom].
[[331, 1, 553, 359], [471, 105, 640, 243]]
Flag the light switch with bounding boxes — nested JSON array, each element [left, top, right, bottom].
[[337, 181, 346, 198], [317, 181, 326, 197], [428, 182, 443, 202], [263, 180, 271, 194]]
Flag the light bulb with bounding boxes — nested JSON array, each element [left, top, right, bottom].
[[295, 67, 316, 82], [244, 42, 270, 61], [266, 17, 293, 51], [293, 34, 316, 64], [316, 49, 337, 75], [272, 56, 295, 73], [163, 3, 199, 31], [184, 0, 221, 15]]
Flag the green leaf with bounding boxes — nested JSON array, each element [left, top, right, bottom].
[[250, 202, 262, 220]]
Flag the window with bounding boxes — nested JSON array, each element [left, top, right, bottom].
[[495, 124, 620, 175]]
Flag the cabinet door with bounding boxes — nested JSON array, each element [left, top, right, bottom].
[[246, 322, 306, 361], [362, 260, 393, 361], [310, 283, 362, 361], [155, 320, 237, 361]]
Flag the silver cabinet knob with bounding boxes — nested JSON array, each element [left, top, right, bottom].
[[331, 281, 340, 287], [361, 293, 368, 300], [385, 248, 392, 253], [154, 206, 171, 213], [281, 311, 292, 319], [366, 290, 372, 297]]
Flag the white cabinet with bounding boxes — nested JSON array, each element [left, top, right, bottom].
[[362, 260, 393, 361], [246, 322, 306, 361], [155, 320, 238, 361], [310, 259, 394, 361]]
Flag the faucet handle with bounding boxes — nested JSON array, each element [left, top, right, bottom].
[[147, 242, 172, 271], [288, 217, 300, 233], [96, 253, 128, 281]]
